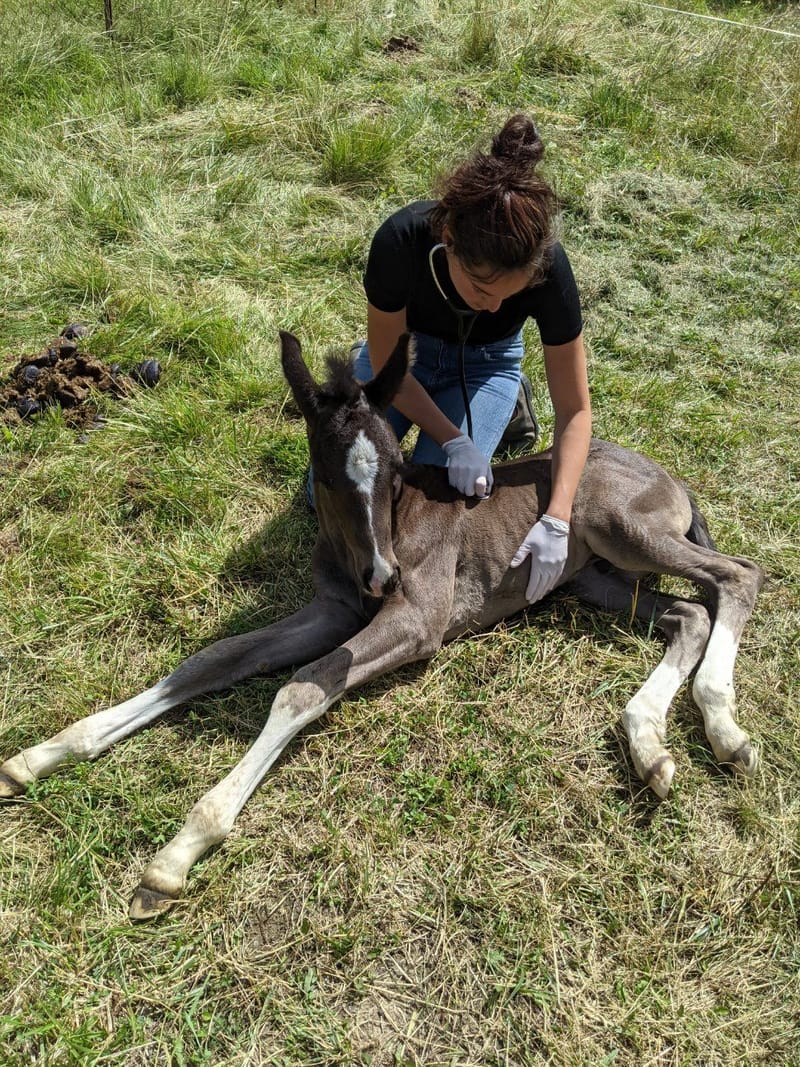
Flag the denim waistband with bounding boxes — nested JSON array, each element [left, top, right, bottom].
[[411, 328, 524, 364]]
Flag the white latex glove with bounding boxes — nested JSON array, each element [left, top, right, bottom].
[[509, 514, 570, 602], [441, 434, 493, 498]]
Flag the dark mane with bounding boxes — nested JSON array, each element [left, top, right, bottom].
[[320, 354, 361, 404]]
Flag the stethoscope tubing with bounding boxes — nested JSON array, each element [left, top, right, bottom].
[[428, 243, 478, 441]]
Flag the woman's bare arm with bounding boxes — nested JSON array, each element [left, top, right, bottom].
[[541, 332, 592, 524]]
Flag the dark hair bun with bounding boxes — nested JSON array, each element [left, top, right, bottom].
[[490, 113, 544, 167]]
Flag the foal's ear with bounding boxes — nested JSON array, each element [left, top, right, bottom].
[[279, 331, 319, 422], [363, 333, 415, 411]]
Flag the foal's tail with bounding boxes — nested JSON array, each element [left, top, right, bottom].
[[686, 492, 717, 551]]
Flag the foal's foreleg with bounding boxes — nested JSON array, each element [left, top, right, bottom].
[[0, 600, 361, 798], [130, 601, 439, 919], [570, 566, 712, 798]]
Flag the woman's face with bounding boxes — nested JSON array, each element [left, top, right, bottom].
[[442, 239, 530, 313]]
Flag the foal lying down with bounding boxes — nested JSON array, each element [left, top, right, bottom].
[[0, 332, 764, 918]]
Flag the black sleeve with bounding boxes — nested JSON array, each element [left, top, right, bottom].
[[534, 244, 583, 346], [363, 215, 412, 313]]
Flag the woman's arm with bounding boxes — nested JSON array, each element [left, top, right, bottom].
[[509, 331, 591, 599], [367, 303, 463, 447], [542, 332, 592, 523]]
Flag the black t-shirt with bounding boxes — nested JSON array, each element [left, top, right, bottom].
[[363, 200, 583, 346]]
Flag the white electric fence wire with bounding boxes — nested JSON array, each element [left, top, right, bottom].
[[630, 1, 800, 40]]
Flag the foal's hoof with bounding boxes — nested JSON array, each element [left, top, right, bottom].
[[729, 741, 758, 778], [129, 884, 180, 921], [646, 755, 675, 800], [0, 770, 26, 799]]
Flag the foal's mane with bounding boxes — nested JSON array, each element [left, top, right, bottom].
[[319, 354, 361, 404]]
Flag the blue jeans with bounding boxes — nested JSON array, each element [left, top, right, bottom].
[[306, 329, 523, 503], [355, 329, 523, 463]]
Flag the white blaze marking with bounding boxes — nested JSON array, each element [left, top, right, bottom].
[[345, 431, 394, 588]]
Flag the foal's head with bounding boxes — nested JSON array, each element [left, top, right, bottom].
[[279, 331, 412, 598]]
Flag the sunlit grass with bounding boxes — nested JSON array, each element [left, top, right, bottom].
[[0, 0, 798, 1064]]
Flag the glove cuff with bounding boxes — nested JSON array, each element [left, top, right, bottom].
[[442, 434, 470, 456], [541, 513, 570, 534]]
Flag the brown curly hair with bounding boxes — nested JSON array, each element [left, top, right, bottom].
[[429, 113, 559, 282]]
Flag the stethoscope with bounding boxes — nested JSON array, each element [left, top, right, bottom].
[[428, 242, 478, 441]]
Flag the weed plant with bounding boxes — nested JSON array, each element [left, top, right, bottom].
[[0, 1, 798, 1064]]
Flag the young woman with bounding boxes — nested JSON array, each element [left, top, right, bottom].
[[355, 113, 591, 602]]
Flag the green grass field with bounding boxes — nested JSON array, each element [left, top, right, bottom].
[[1, 1, 798, 1063]]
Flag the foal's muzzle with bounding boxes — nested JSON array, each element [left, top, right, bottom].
[[363, 565, 401, 599]]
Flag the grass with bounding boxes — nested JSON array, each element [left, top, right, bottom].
[[1, 0, 799, 1063]]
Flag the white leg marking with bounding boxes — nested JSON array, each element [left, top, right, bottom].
[[624, 661, 680, 793], [694, 622, 738, 705], [1, 681, 175, 785], [345, 430, 394, 590], [625, 661, 683, 739], [692, 623, 751, 764], [137, 681, 336, 897]]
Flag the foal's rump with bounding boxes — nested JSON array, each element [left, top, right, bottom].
[[568, 439, 700, 574]]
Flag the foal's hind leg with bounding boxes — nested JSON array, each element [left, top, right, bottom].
[[583, 523, 764, 784], [0, 599, 361, 798], [569, 565, 712, 798], [690, 555, 764, 777]]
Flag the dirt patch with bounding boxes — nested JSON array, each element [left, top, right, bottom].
[[0, 526, 20, 556], [1, 327, 159, 430], [383, 34, 421, 54]]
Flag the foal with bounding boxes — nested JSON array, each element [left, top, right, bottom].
[[0, 331, 764, 918]]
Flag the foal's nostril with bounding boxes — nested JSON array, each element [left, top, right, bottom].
[[363, 565, 401, 598], [386, 565, 401, 594]]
